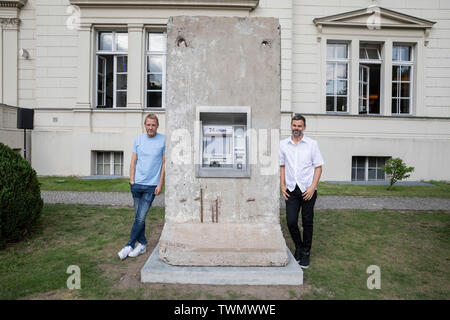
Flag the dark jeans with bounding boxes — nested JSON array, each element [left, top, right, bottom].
[[285, 185, 317, 254], [126, 183, 156, 248]]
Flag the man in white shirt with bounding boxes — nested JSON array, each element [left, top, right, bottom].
[[279, 114, 324, 269]]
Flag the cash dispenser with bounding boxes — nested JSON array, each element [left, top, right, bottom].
[[196, 106, 250, 178]]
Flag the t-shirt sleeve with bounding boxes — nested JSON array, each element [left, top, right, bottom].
[[279, 142, 285, 166], [312, 141, 324, 167], [132, 136, 138, 154], [162, 135, 166, 155]]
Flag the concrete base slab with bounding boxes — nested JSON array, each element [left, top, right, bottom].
[[141, 243, 303, 285], [159, 223, 289, 266]]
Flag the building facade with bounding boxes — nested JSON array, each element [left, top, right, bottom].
[[1, 0, 449, 181]]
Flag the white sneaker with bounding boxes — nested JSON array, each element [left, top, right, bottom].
[[118, 246, 133, 260], [128, 243, 146, 258]]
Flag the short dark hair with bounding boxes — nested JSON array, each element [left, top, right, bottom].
[[291, 114, 306, 125]]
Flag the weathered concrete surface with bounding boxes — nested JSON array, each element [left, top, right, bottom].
[[159, 223, 287, 266], [159, 16, 286, 266], [142, 243, 303, 285]]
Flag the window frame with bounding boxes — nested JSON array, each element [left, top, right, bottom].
[[145, 30, 167, 109], [351, 156, 390, 182], [326, 42, 350, 113], [94, 151, 124, 176], [359, 65, 370, 113], [358, 42, 383, 115], [322, 35, 422, 117], [95, 31, 129, 108], [392, 44, 414, 116], [97, 56, 107, 107]]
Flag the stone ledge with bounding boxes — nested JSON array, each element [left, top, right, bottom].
[[141, 243, 303, 285], [70, 0, 259, 10]]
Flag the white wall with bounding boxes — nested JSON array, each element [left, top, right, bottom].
[[0, 104, 30, 160], [299, 114, 450, 181], [17, 0, 36, 108], [252, 0, 293, 112], [292, 0, 450, 117], [9, 0, 450, 180], [18, 0, 78, 109]]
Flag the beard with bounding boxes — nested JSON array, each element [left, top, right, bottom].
[[147, 130, 156, 137], [292, 129, 302, 137]]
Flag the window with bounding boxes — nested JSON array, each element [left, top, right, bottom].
[[352, 156, 390, 181], [96, 31, 128, 108], [392, 45, 413, 115], [326, 43, 349, 112], [94, 151, 124, 176], [359, 43, 382, 114], [146, 32, 166, 108]]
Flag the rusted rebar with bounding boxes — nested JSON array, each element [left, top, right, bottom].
[[215, 198, 219, 223], [200, 188, 203, 223]]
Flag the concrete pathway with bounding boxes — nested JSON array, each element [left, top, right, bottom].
[[41, 191, 450, 211]]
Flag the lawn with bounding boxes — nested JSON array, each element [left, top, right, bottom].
[[38, 176, 165, 194], [38, 176, 449, 198], [317, 180, 450, 198], [1, 204, 448, 300], [38, 176, 131, 192]]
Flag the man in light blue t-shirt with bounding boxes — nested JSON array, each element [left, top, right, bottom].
[[118, 113, 165, 260]]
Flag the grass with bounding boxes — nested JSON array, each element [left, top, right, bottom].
[[38, 176, 131, 192], [317, 180, 450, 198], [38, 176, 449, 198], [281, 209, 450, 299], [38, 176, 165, 193], [1, 204, 449, 300]]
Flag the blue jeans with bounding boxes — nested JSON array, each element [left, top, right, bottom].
[[126, 183, 156, 248]]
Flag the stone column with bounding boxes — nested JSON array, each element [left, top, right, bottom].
[[0, 0, 27, 105], [0, 18, 20, 106], [126, 23, 144, 108], [0, 21, 3, 103], [350, 39, 360, 115], [76, 23, 92, 108], [382, 39, 392, 116]]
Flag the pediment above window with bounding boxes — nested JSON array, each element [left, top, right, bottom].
[[313, 5, 435, 30], [69, 0, 259, 11], [0, 1, 27, 25], [0, 0, 27, 9]]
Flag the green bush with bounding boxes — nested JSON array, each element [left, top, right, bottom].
[[0, 142, 43, 249], [382, 157, 415, 190]]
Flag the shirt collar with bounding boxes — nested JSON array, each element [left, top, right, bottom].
[[288, 134, 309, 145]]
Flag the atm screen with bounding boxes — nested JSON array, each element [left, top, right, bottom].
[[201, 125, 245, 169], [203, 135, 231, 157]]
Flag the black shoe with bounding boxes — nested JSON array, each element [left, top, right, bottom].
[[299, 252, 310, 269], [294, 248, 301, 262]]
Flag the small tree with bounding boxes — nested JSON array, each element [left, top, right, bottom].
[[382, 158, 415, 190]]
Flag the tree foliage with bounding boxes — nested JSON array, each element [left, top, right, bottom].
[[0, 143, 43, 249], [382, 157, 415, 190]]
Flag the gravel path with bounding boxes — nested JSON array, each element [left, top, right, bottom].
[[41, 191, 450, 211]]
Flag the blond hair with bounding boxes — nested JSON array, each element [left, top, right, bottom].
[[144, 113, 159, 126]]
